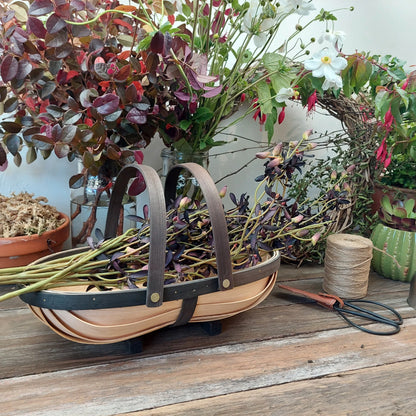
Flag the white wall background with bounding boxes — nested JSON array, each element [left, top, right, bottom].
[[1, 0, 415, 244]]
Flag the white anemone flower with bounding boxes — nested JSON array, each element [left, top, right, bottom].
[[318, 30, 346, 49], [276, 87, 295, 104], [304, 47, 348, 90], [280, 0, 315, 16], [243, 1, 277, 48]]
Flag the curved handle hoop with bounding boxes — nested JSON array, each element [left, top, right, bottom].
[[165, 163, 234, 291], [105, 165, 166, 308]]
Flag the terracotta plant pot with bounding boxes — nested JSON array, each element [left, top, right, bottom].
[[371, 223, 416, 282], [0, 214, 70, 268], [371, 181, 416, 214]]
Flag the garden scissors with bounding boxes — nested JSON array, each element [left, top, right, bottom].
[[278, 284, 403, 336]]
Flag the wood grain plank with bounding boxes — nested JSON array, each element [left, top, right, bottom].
[[2, 318, 416, 416], [122, 360, 416, 416], [1, 272, 414, 378]]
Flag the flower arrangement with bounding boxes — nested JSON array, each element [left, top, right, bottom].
[[0, 0, 350, 166], [0, 131, 353, 302]]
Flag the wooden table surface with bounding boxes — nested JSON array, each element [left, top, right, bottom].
[[1, 264, 416, 416]]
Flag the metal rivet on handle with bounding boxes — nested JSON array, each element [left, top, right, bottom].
[[150, 293, 160, 303], [222, 279, 231, 289]]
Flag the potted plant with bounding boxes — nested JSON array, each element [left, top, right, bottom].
[[371, 195, 416, 282], [0, 192, 70, 268], [0, 0, 161, 245]]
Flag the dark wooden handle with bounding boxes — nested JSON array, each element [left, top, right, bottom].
[[105, 165, 167, 308], [164, 163, 234, 290]]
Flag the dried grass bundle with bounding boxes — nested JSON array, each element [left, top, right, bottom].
[[0, 193, 64, 238]]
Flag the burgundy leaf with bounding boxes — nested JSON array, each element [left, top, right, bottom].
[[126, 107, 147, 124], [51, 124, 62, 142], [29, 0, 54, 16], [92, 93, 120, 115], [1, 122, 21, 134], [61, 125, 77, 143], [80, 89, 98, 108], [186, 69, 203, 90], [145, 52, 159, 73], [27, 16, 47, 38], [202, 85, 222, 98], [174, 91, 191, 101], [143, 204, 149, 219], [45, 30, 68, 48], [0, 146, 8, 172], [46, 13, 67, 33], [16, 60, 33, 80], [11, 27, 29, 44], [1, 55, 18, 82], [128, 174, 146, 196], [54, 142, 70, 158], [150, 31, 164, 54]]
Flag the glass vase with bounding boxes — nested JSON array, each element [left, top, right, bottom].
[[70, 173, 135, 247], [160, 148, 209, 199]]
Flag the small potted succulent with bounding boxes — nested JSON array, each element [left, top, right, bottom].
[[0, 192, 70, 268], [371, 195, 416, 282]]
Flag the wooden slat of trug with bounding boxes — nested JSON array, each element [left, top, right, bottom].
[[2, 318, 416, 416], [123, 360, 416, 416]]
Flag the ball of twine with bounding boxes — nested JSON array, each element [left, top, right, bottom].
[[323, 234, 373, 299]]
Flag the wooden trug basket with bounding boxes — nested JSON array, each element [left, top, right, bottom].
[[20, 163, 280, 345]]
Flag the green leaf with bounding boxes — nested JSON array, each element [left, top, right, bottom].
[[381, 195, 393, 214], [374, 89, 390, 117], [26, 146, 37, 164], [268, 72, 292, 96], [265, 107, 277, 143], [13, 152, 22, 167], [179, 119, 192, 130], [194, 107, 214, 122], [263, 53, 283, 72], [396, 88, 409, 108], [256, 80, 272, 114], [352, 59, 372, 92], [404, 199, 415, 216]]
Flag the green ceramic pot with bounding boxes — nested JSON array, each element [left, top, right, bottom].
[[371, 223, 416, 282]]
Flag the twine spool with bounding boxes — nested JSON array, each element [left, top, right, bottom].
[[323, 234, 373, 299]]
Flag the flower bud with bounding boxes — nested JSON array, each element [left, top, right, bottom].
[[296, 24, 303, 31], [306, 142, 317, 150], [311, 232, 321, 246], [346, 164, 356, 173], [343, 182, 351, 193], [219, 185, 227, 198], [272, 143, 283, 156], [289, 140, 298, 148], [296, 229, 309, 238], [334, 184, 341, 192], [291, 214, 304, 224], [256, 151, 271, 159], [302, 129, 313, 140], [330, 170, 337, 180], [179, 196, 192, 210], [268, 156, 284, 168]]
